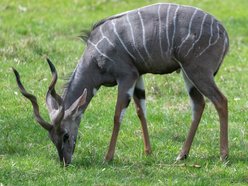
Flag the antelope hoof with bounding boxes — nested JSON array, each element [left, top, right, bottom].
[[105, 154, 114, 162], [176, 153, 188, 161], [145, 148, 152, 155], [220, 154, 228, 162]]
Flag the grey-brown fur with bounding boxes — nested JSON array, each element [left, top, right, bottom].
[[63, 3, 229, 162], [14, 3, 229, 165], [83, 3, 228, 75]]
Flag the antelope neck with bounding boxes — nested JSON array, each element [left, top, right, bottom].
[[62, 60, 96, 112]]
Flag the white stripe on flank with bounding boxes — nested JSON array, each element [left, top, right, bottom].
[[100, 26, 114, 47], [211, 23, 220, 46], [178, 9, 198, 54], [197, 20, 221, 57], [165, 4, 171, 51], [88, 40, 115, 62], [126, 14, 146, 63], [126, 14, 135, 47], [171, 5, 180, 50], [111, 20, 136, 60], [209, 17, 214, 43], [220, 31, 228, 60], [184, 13, 208, 57], [138, 9, 152, 59], [158, 4, 164, 60]]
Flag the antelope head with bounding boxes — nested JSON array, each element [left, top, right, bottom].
[[13, 59, 87, 166]]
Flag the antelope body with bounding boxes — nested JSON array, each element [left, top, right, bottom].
[[13, 3, 229, 165]]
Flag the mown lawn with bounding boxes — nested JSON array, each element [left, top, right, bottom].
[[0, 0, 247, 185]]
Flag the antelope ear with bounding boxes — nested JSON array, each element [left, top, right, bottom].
[[65, 89, 87, 119]]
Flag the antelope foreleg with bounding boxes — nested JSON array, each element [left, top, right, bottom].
[[133, 77, 151, 155], [177, 87, 205, 160], [105, 78, 137, 161]]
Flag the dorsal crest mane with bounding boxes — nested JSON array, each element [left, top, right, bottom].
[[79, 13, 127, 43]]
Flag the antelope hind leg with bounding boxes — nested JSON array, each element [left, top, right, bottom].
[[177, 72, 205, 160], [180, 65, 228, 161]]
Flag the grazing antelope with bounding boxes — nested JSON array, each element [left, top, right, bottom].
[[13, 3, 229, 166]]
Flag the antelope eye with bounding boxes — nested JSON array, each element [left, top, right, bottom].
[[63, 133, 69, 142]]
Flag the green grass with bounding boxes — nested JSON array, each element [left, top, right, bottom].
[[1, 0, 248, 185]]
